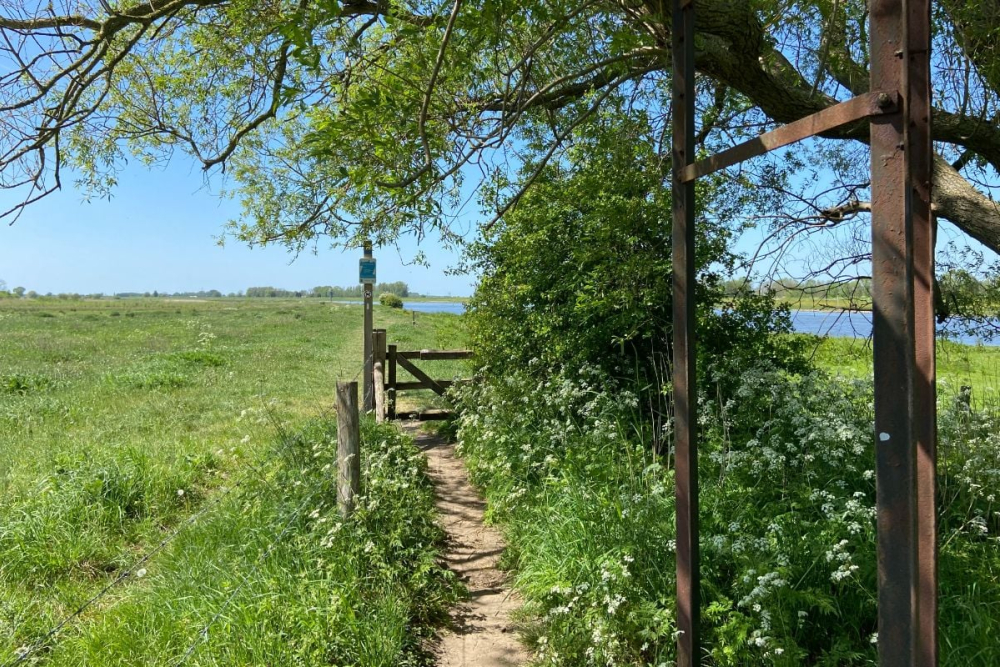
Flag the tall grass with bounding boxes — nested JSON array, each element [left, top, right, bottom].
[[0, 298, 463, 665], [4, 417, 456, 665]]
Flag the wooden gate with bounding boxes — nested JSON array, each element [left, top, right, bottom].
[[370, 329, 472, 421]]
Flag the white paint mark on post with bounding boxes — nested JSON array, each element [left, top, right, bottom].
[[879, 432, 891, 442]]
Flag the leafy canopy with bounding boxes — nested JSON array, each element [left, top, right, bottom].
[[1, 0, 999, 260]]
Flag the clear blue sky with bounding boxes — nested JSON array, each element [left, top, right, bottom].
[[0, 161, 476, 297]]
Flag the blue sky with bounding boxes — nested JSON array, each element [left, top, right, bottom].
[[0, 161, 477, 297]]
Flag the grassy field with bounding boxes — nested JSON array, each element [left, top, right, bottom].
[[809, 335, 1000, 402], [0, 298, 466, 665]]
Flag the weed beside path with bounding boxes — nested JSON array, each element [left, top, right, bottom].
[[452, 363, 1000, 665]]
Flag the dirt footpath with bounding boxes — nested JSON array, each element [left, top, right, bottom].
[[408, 426, 529, 667]]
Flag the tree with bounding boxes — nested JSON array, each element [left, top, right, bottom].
[[12, 286, 25, 298], [0, 0, 997, 267]]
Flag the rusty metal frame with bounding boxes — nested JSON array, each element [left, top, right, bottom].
[[671, 0, 698, 664], [670, 0, 936, 665], [678, 91, 898, 183]]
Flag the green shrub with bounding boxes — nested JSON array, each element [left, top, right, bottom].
[[170, 350, 226, 367], [107, 368, 191, 390], [464, 115, 805, 402], [379, 292, 404, 308]]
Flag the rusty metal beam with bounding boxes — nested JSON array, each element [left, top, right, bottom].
[[906, 0, 937, 661], [870, 0, 918, 664], [672, 0, 699, 664], [678, 91, 898, 183]]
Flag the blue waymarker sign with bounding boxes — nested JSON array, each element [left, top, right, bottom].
[[359, 257, 376, 284]]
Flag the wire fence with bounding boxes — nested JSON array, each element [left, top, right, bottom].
[[5, 469, 255, 667], [171, 490, 322, 666], [4, 355, 373, 666]]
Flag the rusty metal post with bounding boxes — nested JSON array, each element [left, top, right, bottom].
[[906, 0, 936, 660], [672, 0, 699, 664], [870, 0, 922, 663]]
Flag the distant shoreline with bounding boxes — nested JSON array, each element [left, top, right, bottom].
[[326, 295, 469, 304], [789, 307, 873, 314]]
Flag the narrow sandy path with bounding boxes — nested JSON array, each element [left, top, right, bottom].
[[407, 425, 530, 667]]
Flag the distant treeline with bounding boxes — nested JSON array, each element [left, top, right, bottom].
[[115, 290, 226, 298], [722, 278, 873, 300], [0, 281, 413, 300], [245, 282, 410, 298]]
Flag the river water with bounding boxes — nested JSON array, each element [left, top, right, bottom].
[[398, 301, 996, 346], [790, 310, 999, 346]]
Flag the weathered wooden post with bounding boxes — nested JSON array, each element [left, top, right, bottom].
[[387, 344, 398, 420], [360, 242, 376, 412], [373, 329, 387, 422], [336, 381, 361, 517]]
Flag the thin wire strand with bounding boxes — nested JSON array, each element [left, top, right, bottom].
[[5, 428, 316, 667], [172, 490, 322, 666], [352, 351, 373, 382], [4, 477, 247, 667]]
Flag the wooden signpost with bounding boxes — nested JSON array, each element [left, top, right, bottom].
[[360, 241, 375, 412]]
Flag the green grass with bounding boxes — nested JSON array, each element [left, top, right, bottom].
[[0, 298, 463, 664], [323, 295, 468, 304], [775, 294, 868, 311], [808, 335, 1000, 402]]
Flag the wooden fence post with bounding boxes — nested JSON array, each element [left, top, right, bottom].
[[388, 344, 397, 421], [373, 330, 387, 422], [336, 381, 360, 517], [373, 360, 385, 423], [362, 243, 374, 412]]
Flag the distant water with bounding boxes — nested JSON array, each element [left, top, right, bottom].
[[405, 301, 466, 314], [339, 300, 996, 345], [335, 300, 466, 314], [790, 309, 998, 346]]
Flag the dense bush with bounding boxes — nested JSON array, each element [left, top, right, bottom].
[[453, 365, 1000, 665], [380, 292, 404, 308], [464, 116, 806, 403]]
